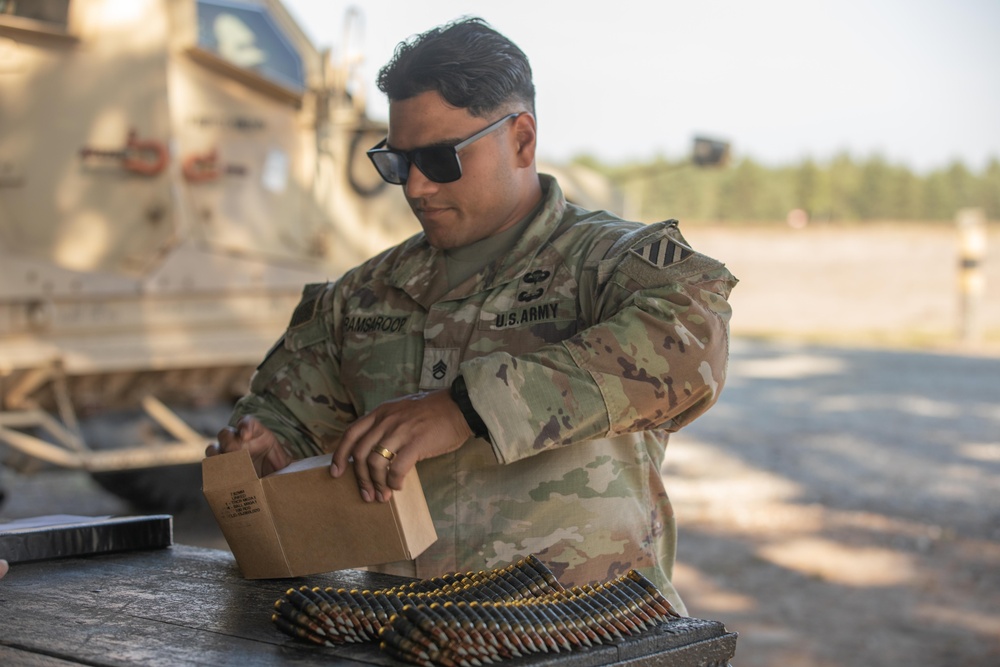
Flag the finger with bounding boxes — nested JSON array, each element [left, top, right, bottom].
[[385, 445, 418, 491], [350, 437, 387, 503], [261, 440, 290, 476], [352, 416, 403, 502], [236, 415, 259, 440], [366, 445, 397, 502], [216, 426, 240, 452], [352, 452, 375, 503], [348, 424, 393, 503], [204, 441, 221, 457], [338, 418, 378, 501], [331, 415, 371, 478]]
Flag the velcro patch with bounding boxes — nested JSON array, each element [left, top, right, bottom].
[[289, 283, 326, 328], [631, 238, 693, 268]]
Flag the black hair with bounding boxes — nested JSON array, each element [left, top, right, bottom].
[[376, 17, 535, 118]]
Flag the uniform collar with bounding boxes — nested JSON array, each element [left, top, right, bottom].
[[389, 174, 568, 307]]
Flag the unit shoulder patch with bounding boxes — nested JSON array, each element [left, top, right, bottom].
[[630, 237, 693, 268]]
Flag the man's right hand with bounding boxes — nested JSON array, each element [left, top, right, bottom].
[[206, 415, 290, 477]]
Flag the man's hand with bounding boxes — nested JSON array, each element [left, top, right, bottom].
[[206, 415, 290, 477], [330, 388, 472, 503]]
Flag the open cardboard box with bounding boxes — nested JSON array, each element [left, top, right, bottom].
[[202, 450, 437, 579]]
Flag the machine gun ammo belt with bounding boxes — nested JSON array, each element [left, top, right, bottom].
[[271, 554, 683, 665]]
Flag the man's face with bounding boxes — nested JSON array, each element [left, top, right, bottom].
[[386, 91, 535, 249]]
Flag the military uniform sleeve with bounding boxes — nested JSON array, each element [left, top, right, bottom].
[[229, 282, 357, 460], [460, 221, 737, 464]]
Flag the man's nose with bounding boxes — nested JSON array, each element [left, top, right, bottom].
[[404, 163, 439, 198]]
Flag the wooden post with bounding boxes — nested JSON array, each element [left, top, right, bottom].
[[956, 208, 987, 344]]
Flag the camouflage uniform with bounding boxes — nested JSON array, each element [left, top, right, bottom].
[[231, 175, 737, 612]]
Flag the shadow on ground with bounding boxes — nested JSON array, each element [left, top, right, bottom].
[[669, 337, 1000, 666]]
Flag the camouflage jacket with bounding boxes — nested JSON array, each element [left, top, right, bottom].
[[231, 175, 737, 611]]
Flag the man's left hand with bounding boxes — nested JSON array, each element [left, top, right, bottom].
[[330, 388, 472, 502]]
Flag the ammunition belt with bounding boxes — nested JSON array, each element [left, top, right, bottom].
[[271, 554, 682, 665]]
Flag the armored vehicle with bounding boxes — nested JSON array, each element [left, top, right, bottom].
[[0, 0, 426, 509]]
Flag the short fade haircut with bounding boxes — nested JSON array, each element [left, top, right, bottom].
[[376, 17, 536, 118]]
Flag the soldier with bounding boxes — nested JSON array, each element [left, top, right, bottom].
[[207, 17, 736, 613]]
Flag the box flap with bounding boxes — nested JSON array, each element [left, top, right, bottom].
[[202, 451, 290, 578]]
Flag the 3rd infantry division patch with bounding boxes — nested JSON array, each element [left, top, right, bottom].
[[631, 239, 693, 268]]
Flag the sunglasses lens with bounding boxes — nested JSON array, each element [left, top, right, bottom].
[[369, 151, 409, 184], [412, 146, 462, 183], [368, 145, 462, 184]]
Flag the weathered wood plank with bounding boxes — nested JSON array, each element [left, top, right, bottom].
[[0, 645, 88, 666], [0, 545, 736, 666]]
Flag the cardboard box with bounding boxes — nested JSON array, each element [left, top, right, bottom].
[[202, 450, 437, 579]]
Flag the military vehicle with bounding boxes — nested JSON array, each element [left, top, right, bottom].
[[0, 0, 431, 510], [0, 0, 624, 511]]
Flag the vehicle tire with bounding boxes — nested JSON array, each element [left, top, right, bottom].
[[347, 129, 389, 197], [82, 404, 233, 513]]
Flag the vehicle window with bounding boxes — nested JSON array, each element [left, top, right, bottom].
[[196, 0, 304, 93], [0, 0, 70, 25]]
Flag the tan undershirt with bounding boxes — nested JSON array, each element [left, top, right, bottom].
[[427, 200, 543, 300]]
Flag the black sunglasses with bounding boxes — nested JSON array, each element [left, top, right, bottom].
[[366, 113, 520, 185]]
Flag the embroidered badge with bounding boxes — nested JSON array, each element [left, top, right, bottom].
[[517, 267, 552, 302], [518, 288, 543, 302], [631, 238, 693, 267], [522, 269, 551, 284], [419, 348, 460, 389]]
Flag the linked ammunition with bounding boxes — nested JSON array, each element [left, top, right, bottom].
[[270, 556, 681, 665]]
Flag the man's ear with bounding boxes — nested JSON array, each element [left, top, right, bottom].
[[512, 112, 537, 167]]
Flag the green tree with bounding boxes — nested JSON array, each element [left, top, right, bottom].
[[888, 166, 922, 220], [945, 161, 979, 209], [826, 153, 861, 220], [578, 151, 1000, 223], [855, 155, 897, 220], [718, 157, 770, 221], [793, 158, 828, 219], [977, 158, 1000, 219]]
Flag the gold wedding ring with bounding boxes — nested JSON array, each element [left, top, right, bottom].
[[374, 446, 396, 462]]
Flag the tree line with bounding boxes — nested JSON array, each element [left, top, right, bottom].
[[579, 153, 1000, 224]]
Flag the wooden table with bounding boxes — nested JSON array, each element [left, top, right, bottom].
[[0, 545, 737, 666]]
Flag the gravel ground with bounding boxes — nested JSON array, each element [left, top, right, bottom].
[[669, 339, 1000, 667], [670, 222, 1000, 667]]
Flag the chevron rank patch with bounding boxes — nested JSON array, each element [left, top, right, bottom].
[[631, 238, 693, 268]]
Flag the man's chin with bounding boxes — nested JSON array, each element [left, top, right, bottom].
[[416, 218, 461, 250], [424, 234, 462, 250]]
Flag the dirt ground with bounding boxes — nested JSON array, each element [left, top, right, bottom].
[[687, 220, 1000, 352], [667, 221, 1000, 667]]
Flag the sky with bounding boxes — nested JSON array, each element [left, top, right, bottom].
[[282, 0, 1000, 173]]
